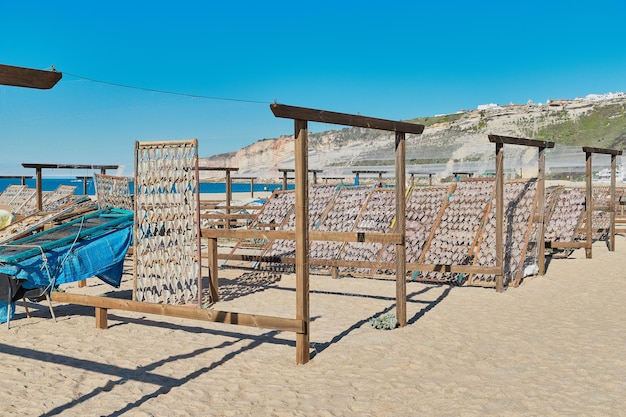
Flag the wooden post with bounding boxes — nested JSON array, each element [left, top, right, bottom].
[[495, 142, 504, 292], [410, 173, 415, 188], [82, 176, 88, 195], [250, 178, 255, 198], [585, 151, 593, 258], [294, 119, 310, 364], [610, 154, 616, 251], [538, 146, 546, 275], [395, 132, 407, 325], [95, 307, 108, 329], [225, 169, 232, 230], [312, 171, 318, 184], [282, 170, 288, 191], [428, 173, 433, 186], [208, 237, 219, 302], [35, 167, 43, 211]]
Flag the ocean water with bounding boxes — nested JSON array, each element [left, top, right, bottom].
[[0, 177, 292, 196]]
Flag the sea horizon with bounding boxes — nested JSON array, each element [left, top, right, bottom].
[[0, 177, 291, 197]]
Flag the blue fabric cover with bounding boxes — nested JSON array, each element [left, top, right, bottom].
[[0, 225, 132, 322]]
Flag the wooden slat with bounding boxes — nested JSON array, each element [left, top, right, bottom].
[[309, 230, 403, 244], [0, 64, 62, 89], [202, 229, 295, 240], [270, 104, 425, 135], [200, 213, 256, 219], [201, 228, 403, 244], [545, 241, 591, 249], [51, 292, 305, 333], [212, 252, 504, 276]]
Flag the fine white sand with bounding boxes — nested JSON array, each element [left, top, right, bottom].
[[1, 237, 625, 416]]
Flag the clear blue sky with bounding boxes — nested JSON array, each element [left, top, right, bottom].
[[1, 0, 624, 176]]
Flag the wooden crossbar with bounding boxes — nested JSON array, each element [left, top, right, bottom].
[[51, 292, 305, 333]]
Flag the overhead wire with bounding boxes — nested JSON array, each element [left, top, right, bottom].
[[60, 70, 272, 105]]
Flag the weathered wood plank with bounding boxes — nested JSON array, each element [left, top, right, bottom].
[[202, 229, 295, 240], [582, 146, 623, 156], [488, 134, 555, 149], [0, 64, 62, 89], [51, 292, 305, 333], [309, 231, 403, 244], [545, 241, 591, 249], [271, 104, 425, 134]]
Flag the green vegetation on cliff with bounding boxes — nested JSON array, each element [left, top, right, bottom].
[[535, 104, 626, 148]]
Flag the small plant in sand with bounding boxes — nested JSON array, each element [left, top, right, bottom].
[[369, 313, 398, 330]]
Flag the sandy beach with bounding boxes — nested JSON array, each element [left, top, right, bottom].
[[1, 235, 625, 416]]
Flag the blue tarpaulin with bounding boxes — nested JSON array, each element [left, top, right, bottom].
[[0, 208, 133, 322]]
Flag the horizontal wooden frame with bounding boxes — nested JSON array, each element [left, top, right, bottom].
[[0, 64, 62, 89], [488, 134, 555, 149], [309, 231, 403, 244], [202, 230, 403, 244], [582, 146, 623, 156], [51, 292, 305, 333], [199, 205, 258, 211], [203, 229, 295, 240], [22, 163, 119, 170], [545, 241, 591, 249], [198, 167, 240, 172], [352, 170, 390, 174], [210, 252, 503, 277], [271, 104, 425, 134], [277, 168, 323, 173], [407, 264, 503, 274], [200, 213, 256, 220]]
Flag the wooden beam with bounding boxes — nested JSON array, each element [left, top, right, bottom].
[[545, 241, 591, 249], [582, 146, 623, 156], [202, 229, 295, 240], [410, 264, 502, 274], [0, 64, 62, 89], [488, 134, 555, 149], [201, 229, 403, 244], [271, 104, 425, 134], [22, 163, 119, 171], [212, 253, 504, 276], [309, 231, 403, 244], [51, 292, 305, 333]]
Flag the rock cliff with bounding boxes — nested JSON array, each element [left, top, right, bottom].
[[201, 94, 626, 180]]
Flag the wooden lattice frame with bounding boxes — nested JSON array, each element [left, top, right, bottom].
[[133, 140, 202, 305], [95, 173, 133, 211]]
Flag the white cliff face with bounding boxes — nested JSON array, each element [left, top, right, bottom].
[[201, 96, 626, 179]]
